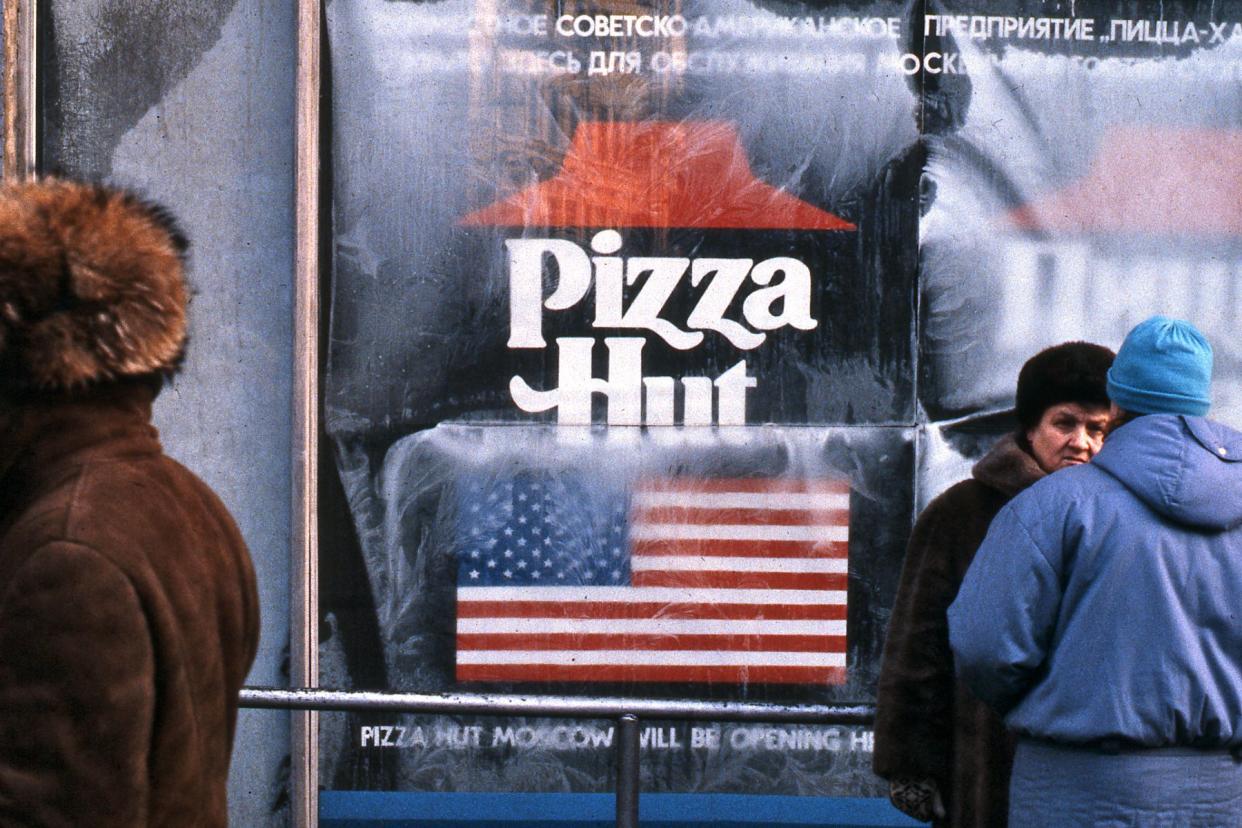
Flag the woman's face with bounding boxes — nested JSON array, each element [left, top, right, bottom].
[[1026, 402, 1112, 474]]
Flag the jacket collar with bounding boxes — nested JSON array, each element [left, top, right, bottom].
[[971, 432, 1046, 498], [0, 382, 161, 506]]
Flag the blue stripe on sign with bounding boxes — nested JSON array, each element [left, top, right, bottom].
[[319, 792, 924, 827]]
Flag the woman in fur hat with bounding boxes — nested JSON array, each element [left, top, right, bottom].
[[0, 179, 259, 826], [872, 341, 1114, 826]]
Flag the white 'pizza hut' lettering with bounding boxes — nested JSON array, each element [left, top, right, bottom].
[[506, 230, 818, 351]]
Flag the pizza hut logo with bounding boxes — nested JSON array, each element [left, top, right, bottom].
[[462, 120, 855, 425]]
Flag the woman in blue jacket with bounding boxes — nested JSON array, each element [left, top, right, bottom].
[[948, 316, 1242, 827]]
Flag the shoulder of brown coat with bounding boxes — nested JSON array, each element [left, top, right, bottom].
[[919, 478, 1010, 528]]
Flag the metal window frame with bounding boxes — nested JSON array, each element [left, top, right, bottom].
[[288, 1, 879, 825], [2, 0, 36, 180], [293, 0, 321, 826]]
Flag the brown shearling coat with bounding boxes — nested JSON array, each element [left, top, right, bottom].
[[873, 434, 1045, 828], [0, 383, 260, 826]]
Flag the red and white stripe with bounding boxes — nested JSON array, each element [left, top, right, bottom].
[[456, 478, 849, 685]]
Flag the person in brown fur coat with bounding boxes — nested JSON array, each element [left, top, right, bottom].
[[873, 341, 1114, 826], [0, 179, 259, 826]]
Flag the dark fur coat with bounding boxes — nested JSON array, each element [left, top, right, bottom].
[[873, 434, 1046, 827], [0, 180, 258, 825]]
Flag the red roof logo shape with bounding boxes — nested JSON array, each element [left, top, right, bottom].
[[460, 120, 855, 231], [1009, 126, 1242, 237]]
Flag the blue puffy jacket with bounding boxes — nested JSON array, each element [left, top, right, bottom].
[[948, 414, 1242, 747]]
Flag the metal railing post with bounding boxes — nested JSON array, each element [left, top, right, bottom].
[[615, 714, 640, 828]]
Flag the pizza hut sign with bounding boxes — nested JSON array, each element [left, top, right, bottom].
[[461, 120, 856, 427]]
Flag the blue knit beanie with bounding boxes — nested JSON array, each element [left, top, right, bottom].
[[1106, 316, 1213, 416]]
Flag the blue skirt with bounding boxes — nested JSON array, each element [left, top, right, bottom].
[[1009, 740, 1242, 827]]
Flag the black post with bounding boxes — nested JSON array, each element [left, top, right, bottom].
[[616, 714, 640, 828]]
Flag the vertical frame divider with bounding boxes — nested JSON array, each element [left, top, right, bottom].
[[2, 0, 36, 179], [293, 0, 321, 825]]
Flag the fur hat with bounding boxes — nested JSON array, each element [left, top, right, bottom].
[[0, 178, 188, 392], [1015, 341, 1115, 430]]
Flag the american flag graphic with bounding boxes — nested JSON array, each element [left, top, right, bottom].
[[454, 473, 849, 685]]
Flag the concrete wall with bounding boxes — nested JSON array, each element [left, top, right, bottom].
[[42, 1, 296, 823]]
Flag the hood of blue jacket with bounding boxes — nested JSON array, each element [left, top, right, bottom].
[[1093, 415, 1242, 531]]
